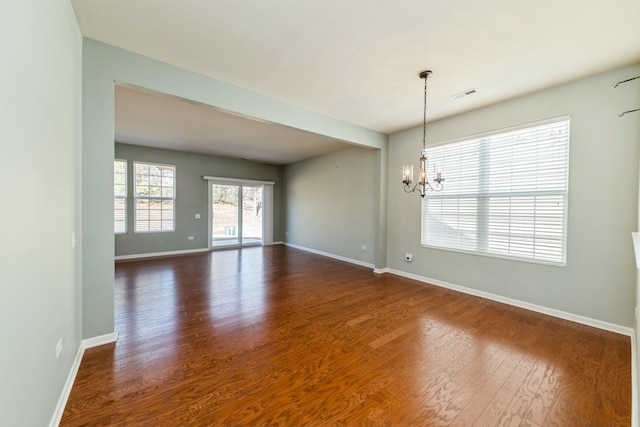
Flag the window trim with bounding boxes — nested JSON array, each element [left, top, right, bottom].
[[133, 161, 176, 234], [420, 116, 570, 266], [114, 159, 127, 235]]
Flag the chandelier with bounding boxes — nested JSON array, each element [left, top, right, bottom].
[[402, 70, 444, 197]]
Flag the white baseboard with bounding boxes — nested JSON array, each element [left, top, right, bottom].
[[632, 332, 638, 427], [385, 268, 633, 337], [115, 248, 209, 261], [48, 343, 85, 427], [283, 242, 375, 269], [49, 331, 118, 426], [82, 331, 118, 349]]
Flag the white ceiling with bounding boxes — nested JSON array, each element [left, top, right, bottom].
[[73, 0, 640, 163], [115, 85, 350, 164]]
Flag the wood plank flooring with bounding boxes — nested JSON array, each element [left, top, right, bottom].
[[61, 246, 631, 426]]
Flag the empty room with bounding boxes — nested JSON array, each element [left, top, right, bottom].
[[3, 1, 640, 426]]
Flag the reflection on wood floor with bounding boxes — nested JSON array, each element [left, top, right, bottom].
[[61, 245, 631, 426]]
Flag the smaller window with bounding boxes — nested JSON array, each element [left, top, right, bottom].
[[134, 162, 176, 233], [114, 159, 127, 234]]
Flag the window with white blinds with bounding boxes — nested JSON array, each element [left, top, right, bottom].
[[134, 162, 176, 233], [422, 117, 570, 265], [114, 159, 127, 234]]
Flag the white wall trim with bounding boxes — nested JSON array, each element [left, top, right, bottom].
[[386, 268, 633, 337], [373, 267, 390, 274], [632, 232, 640, 269], [82, 331, 119, 349], [272, 241, 284, 246], [48, 332, 118, 426], [632, 332, 638, 427], [284, 242, 374, 269], [115, 248, 209, 261], [48, 344, 85, 427], [202, 176, 275, 186]]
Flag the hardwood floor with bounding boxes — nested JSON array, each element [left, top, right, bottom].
[[61, 246, 631, 426]]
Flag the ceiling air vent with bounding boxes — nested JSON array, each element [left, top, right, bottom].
[[451, 88, 477, 100]]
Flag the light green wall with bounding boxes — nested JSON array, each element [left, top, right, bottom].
[[387, 64, 640, 327], [284, 146, 380, 265], [1, 5, 633, 421], [0, 1, 82, 426], [636, 143, 640, 405], [82, 39, 387, 339], [115, 143, 283, 256]]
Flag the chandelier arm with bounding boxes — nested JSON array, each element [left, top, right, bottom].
[[422, 181, 444, 195], [430, 182, 444, 192], [403, 182, 419, 193], [405, 181, 441, 196]]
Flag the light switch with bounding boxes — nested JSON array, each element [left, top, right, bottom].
[[195, 214, 201, 219]]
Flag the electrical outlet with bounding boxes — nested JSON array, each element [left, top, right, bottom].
[[188, 236, 194, 240], [195, 214, 200, 219], [405, 253, 413, 262], [56, 338, 63, 359]]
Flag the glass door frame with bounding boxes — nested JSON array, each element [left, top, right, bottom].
[[205, 176, 274, 250], [211, 182, 241, 248]]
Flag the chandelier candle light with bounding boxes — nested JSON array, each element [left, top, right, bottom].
[[402, 70, 444, 197]]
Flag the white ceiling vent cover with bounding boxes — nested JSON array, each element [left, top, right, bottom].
[[451, 88, 478, 100]]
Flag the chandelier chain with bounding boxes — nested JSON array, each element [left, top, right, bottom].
[[423, 73, 427, 150], [402, 69, 443, 197]]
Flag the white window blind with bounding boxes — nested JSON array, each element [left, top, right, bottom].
[[114, 159, 127, 234], [134, 162, 176, 233], [422, 117, 570, 265]]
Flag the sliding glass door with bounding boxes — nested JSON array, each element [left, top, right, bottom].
[[211, 183, 263, 248], [241, 186, 263, 245], [211, 184, 240, 247]]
